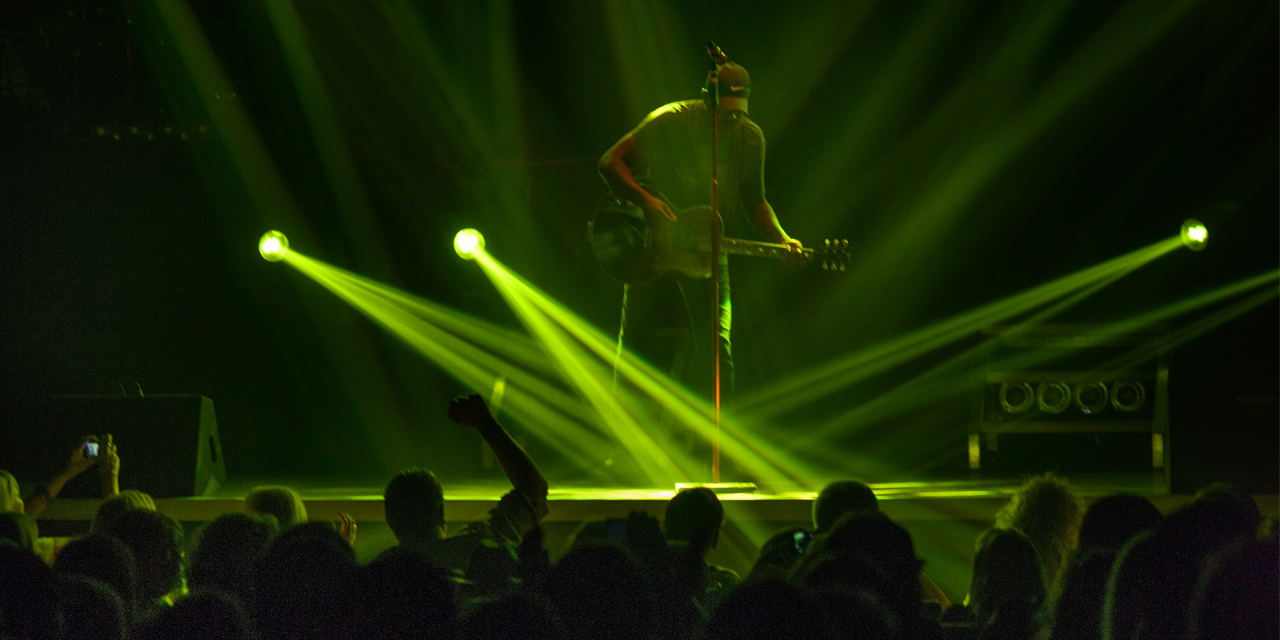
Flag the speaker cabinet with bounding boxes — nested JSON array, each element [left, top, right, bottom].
[[0, 395, 226, 498], [970, 325, 1169, 489]]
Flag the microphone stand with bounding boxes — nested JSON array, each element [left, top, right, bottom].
[[706, 59, 722, 484]]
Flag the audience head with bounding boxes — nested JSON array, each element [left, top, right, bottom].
[[1186, 539, 1278, 640], [968, 528, 1045, 624], [254, 521, 357, 640], [994, 473, 1084, 585], [1191, 481, 1261, 540], [54, 533, 138, 619], [0, 470, 23, 513], [1077, 494, 1162, 551], [792, 545, 891, 596], [664, 487, 724, 554], [0, 511, 39, 552], [791, 551, 904, 639], [1103, 496, 1262, 640], [700, 578, 833, 640], [0, 538, 60, 640], [383, 468, 445, 543], [58, 575, 128, 640], [135, 591, 254, 640], [1048, 548, 1116, 640], [796, 512, 922, 635], [245, 485, 308, 529], [820, 512, 921, 595], [92, 490, 157, 532], [749, 527, 811, 580], [187, 512, 278, 604], [812, 479, 878, 532], [546, 543, 654, 640], [354, 553, 457, 640], [812, 588, 899, 640], [99, 508, 184, 603], [464, 591, 565, 640], [568, 518, 614, 548]]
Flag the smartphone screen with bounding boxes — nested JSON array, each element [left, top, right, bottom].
[[84, 441, 99, 457], [793, 530, 813, 554]]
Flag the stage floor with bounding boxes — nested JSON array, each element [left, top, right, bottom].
[[42, 476, 1272, 525]]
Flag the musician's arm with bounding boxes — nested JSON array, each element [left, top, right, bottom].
[[748, 199, 802, 252], [599, 134, 677, 221], [743, 126, 801, 252]]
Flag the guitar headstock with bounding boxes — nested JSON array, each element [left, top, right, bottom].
[[817, 239, 851, 271]]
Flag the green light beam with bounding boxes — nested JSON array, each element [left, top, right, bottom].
[[785, 258, 1144, 460], [466, 246, 818, 489], [155, 2, 426, 469], [280, 250, 629, 478], [151, 0, 305, 232], [601, 0, 691, 123], [264, 0, 394, 277], [314, 267, 600, 427], [795, 269, 1279, 451], [471, 249, 688, 486], [1096, 285, 1278, 373], [798, 0, 1199, 322], [325, 264, 559, 376], [741, 236, 1182, 419]]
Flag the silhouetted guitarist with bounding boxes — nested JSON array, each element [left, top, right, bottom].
[[597, 60, 802, 403]]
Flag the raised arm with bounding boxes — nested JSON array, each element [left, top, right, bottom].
[[448, 394, 547, 498], [24, 436, 107, 519]]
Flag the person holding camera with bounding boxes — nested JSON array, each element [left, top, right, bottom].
[[21, 434, 121, 521]]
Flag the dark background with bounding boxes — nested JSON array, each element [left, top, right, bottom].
[[1, 0, 1275, 491]]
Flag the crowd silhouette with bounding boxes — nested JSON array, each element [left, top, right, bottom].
[[0, 395, 1275, 640]]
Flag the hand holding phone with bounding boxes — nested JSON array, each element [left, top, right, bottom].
[[83, 441, 100, 458], [793, 530, 814, 554]]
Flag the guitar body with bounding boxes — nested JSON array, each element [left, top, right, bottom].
[[590, 194, 720, 284], [589, 191, 851, 284]]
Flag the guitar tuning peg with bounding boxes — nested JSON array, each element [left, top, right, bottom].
[[825, 239, 831, 248], [839, 263, 846, 271], [841, 239, 848, 249], [821, 260, 829, 271]]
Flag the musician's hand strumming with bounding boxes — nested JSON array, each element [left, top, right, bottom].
[[642, 193, 678, 222]]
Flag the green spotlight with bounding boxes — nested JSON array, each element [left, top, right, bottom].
[[259, 230, 289, 262], [454, 228, 485, 259], [1180, 219, 1207, 251]]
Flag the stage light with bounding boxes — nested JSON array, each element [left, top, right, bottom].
[[1181, 219, 1207, 251], [454, 229, 485, 259], [1111, 381, 1146, 412], [1036, 382, 1071, 414], [999, 382, 1034, 413], [1073, 382, 1108, 414], [258, 230, 289, 262]]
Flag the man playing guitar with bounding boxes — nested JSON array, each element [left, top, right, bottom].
[[597, 59, 803, 403]]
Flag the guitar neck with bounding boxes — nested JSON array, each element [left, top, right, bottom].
[[722, 238, 810, 261]]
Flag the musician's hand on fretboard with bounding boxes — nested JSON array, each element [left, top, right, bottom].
[[780, 237, 806, 267]]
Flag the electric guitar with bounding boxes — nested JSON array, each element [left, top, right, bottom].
[[588, 192, 851, 284]]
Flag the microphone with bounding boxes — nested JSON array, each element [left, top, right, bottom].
[[706, 41, 728, 66]]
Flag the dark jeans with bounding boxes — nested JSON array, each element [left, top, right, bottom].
[[617, 254, 733, 407]]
